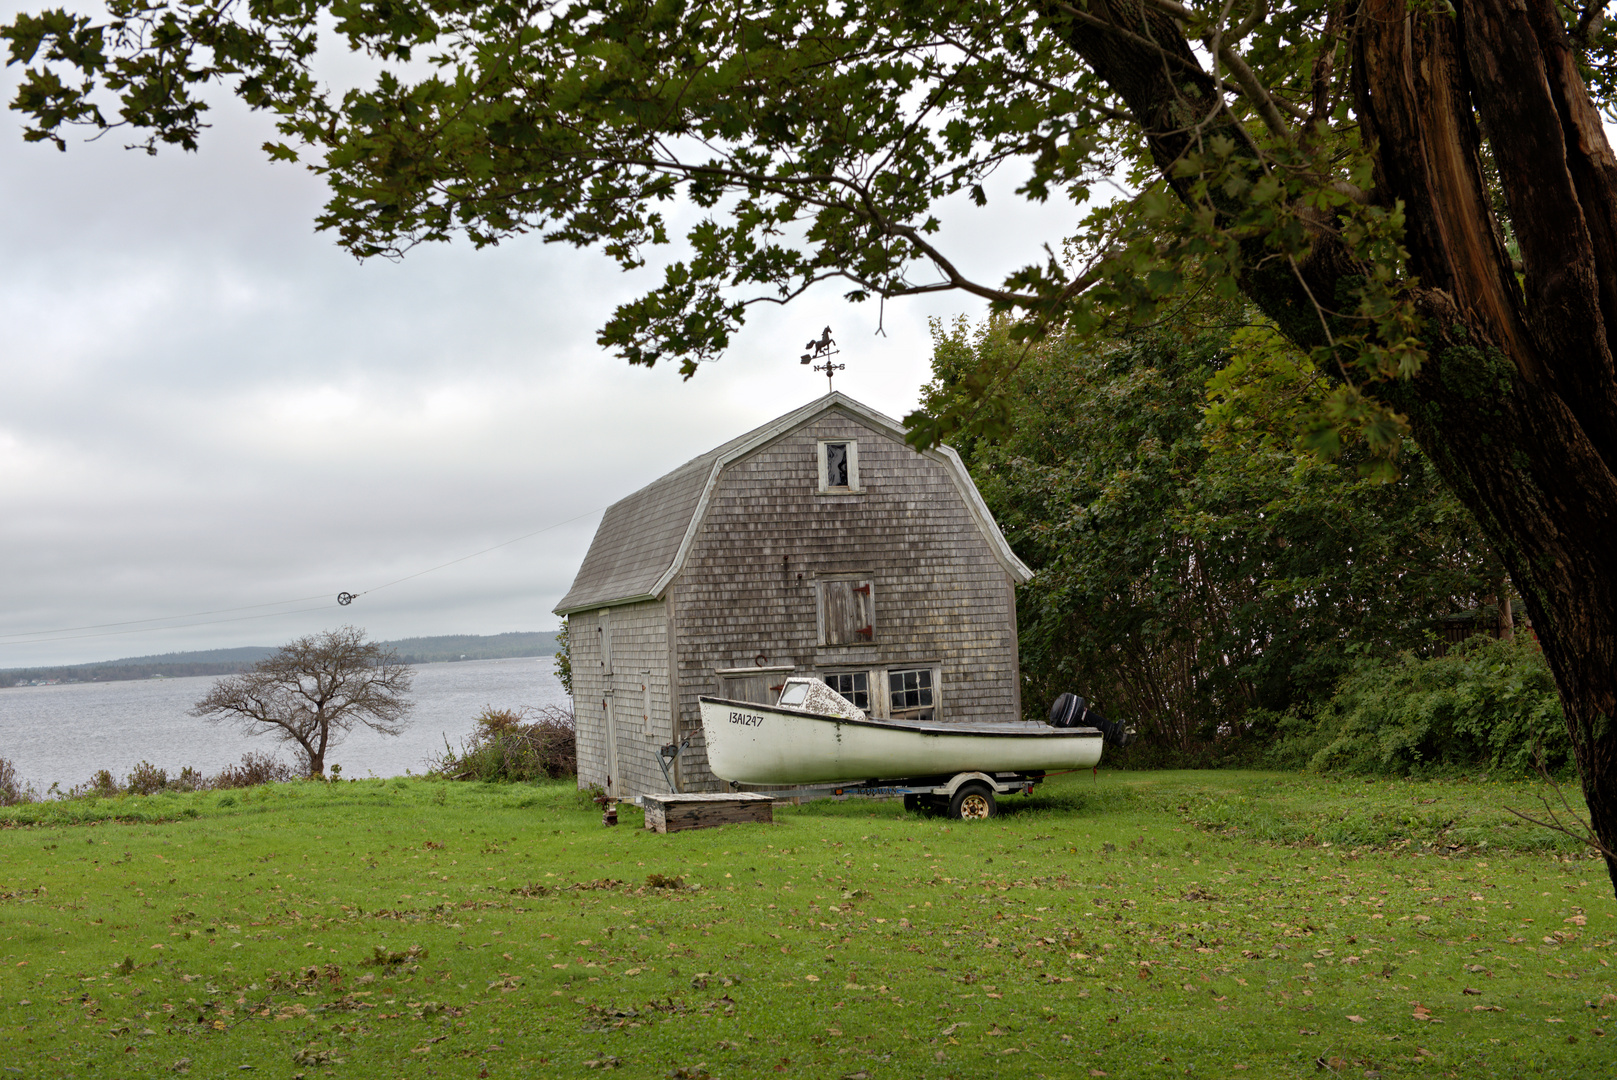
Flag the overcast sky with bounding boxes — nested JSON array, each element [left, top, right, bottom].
[[0, 17, 1080, 668]]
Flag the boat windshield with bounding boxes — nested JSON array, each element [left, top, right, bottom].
[[775, 677, 866, 719]]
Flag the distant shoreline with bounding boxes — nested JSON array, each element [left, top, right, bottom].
[[3, 631, 560, 688]]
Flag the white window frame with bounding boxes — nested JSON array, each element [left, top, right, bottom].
[[885, 665, 941, 721], [817, 439, 863, 493], [818, 669, 875, 713]]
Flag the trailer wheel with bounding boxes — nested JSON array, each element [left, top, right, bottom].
[[949, 783, 997, 821]]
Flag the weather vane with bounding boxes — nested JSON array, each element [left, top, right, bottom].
[[800, 326, 843, 391]]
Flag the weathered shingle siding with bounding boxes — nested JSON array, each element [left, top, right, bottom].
[[670, 414, 1022, 791], [568, 600, 673, 798], [569, 609, 609, 792]]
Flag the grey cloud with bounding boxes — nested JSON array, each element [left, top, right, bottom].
[[2, 47, 1077, 668]]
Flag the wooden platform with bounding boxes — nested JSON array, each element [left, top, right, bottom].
[[641, 792, 775, 834]]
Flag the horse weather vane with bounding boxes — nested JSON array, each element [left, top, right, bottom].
[[800, 326, 843, 391]]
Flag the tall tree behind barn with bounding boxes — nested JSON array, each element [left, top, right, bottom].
[[554, 394, 1032, 798]]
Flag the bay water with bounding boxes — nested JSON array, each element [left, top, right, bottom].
[[0, 656, 569, 791]]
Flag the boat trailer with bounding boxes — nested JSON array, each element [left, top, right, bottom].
[[730, 769, 1047, 820]]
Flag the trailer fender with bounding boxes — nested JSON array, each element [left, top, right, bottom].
[[940, 772, 999, 798]]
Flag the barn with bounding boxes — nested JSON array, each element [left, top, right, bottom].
[[553, 392, 1033, 797]]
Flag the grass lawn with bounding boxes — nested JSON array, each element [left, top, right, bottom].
[[2, 770, 1614, 1078]]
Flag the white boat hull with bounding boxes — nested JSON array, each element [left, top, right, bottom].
[[698, 696, 1104, 785]]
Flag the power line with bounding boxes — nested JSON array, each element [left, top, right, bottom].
[[0, 504, 607, 647], [0, 595, 331, 643], [330, 506, 608, 607], [1, 602, 340, 647]]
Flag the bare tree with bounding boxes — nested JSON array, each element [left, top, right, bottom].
[[191, 626, 414, 778]]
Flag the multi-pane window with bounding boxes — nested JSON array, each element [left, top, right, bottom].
[[888, 668, 934, 714], [819, 578, 875, 645], [822, 671, 870, 710]]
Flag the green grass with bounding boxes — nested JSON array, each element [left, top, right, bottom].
[[2, 771, 1614, 1078]]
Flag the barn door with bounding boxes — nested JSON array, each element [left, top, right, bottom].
[[819, 578, 874, 645], [719, 673, 774, 704], [718, 668, 794, 705]]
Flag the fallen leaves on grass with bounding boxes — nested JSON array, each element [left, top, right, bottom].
[[361, 944, 426, 967], [509, 883, 551, 898]]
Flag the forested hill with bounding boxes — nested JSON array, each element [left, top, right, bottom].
[[382, 633, 560, 665], [2, 631, 560, 687]]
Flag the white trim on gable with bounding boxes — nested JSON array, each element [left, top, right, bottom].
[[557, 392, 1031, 614], [642, 393, 1031, 602]]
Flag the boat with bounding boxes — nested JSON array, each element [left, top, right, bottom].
[[697, 677, 1104, 786]]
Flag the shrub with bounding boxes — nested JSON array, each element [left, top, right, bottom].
[[211, 752, 298, 789], [0, 757, 38, 806], [430, 705, 577, 782], [1306, 636, 1570, 777], [125, 761, 168, 796]]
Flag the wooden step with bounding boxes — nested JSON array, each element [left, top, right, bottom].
[[640, 792, 775, 834]]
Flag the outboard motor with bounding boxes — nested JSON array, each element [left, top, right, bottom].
[[1048, 692, 1133, 746]]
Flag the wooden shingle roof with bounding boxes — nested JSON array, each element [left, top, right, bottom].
[[553, 393, 1031, 614]]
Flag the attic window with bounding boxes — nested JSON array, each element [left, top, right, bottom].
[[817, 440, 861, 493]]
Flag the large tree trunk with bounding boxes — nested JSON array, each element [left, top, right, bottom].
[[1353, 0, 1617, 890], [1064, 0, 1617, 892]]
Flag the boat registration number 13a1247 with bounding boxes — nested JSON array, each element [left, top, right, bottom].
[[729, 711, 766, 727]]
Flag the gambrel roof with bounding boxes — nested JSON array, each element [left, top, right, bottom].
[[553, 393, 1032, 615]]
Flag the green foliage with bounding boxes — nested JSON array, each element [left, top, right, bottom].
[[0, 0, 1455, 451], [553, 618, 572, 698], [429, 705, 577, 782], [28, 752, 298, 803], [922, 316, 1506, 756], [1304, 637, 1569, 778]]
